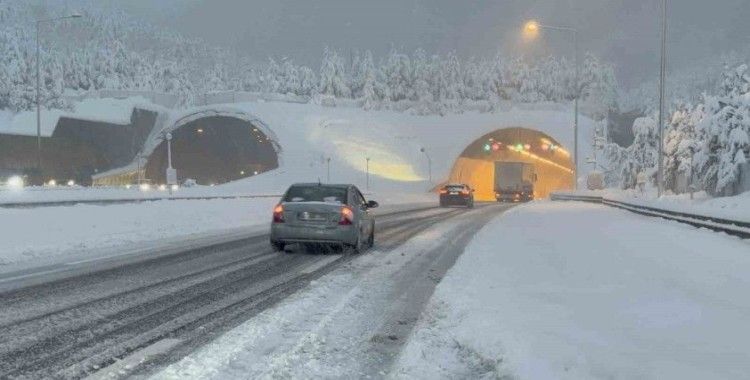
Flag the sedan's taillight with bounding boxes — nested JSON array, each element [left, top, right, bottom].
[[272, 204, 284, 223], [461, 189, 470, 195], [339, 206, 354, 225]]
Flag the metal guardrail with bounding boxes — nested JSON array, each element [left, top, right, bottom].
[[0, 194, 284, 209], [0, 190, 380, 209], [551, 193, 750, 239]]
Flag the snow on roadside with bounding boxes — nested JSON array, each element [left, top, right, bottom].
[[566, 187, 750, 223], [0, 197, 277, 269], [394, 201, 750, 380]]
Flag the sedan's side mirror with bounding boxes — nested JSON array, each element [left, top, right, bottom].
[[367, 200, 379, 209]]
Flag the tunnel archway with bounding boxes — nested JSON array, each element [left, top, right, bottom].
[[448, 127, 574, 201], [145, 114, 279, 185]]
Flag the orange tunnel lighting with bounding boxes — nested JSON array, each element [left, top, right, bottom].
[[446, 127, 574, 201]]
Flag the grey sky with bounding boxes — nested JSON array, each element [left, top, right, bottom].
[[120, 0, 750, 88]]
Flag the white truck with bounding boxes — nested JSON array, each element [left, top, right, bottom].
[[494, 161, 537, 202]]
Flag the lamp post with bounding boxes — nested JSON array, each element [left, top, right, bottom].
[[420, 147, 432, 183], [657, 0, 668, 197], [35, 13, 82, 175], [524, 20, 579, 190], [165, 132, 177, 194], [366, 157, 371, 190], [326, 157, 331, 182]]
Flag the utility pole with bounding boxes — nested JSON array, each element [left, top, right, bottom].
[[573, 28, 579, 191], [657, 0, 668, 197], [36, 21, 41, 173]]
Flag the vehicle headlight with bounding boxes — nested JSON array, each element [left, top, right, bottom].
[[7, 175, 24, 190]]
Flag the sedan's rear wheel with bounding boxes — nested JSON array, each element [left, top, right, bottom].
[[347, 233, 365, 254], [271, 240, 285, 252], [368, 224, 375, 248]]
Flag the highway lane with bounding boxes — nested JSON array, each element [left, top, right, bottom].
[[0, 203, 512, 379]]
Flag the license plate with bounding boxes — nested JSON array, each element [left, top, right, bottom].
[[449, 192, 459, 195], [299, 212, 327, 221]]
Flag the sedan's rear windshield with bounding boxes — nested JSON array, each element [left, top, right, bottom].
[[283, 186, 348, 204], [445, 185, 465, 191]]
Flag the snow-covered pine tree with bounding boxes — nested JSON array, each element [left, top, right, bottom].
[[318, 47, 351, 98], [410, 49, 434, 114], [279, 58, 300, 95], [579, 53, 618, 120], [695, 64, 750, 195], [354, 50, 379, 110], [619, 116, 659, 188], [382, 48, 412, 103], [441, 51, 463, 109], [298, 66, 317, 97], [664, 102, 703, 192]]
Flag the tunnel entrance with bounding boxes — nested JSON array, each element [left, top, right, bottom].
[[448, 127, 574, 201], [145, 116, 279, 185]]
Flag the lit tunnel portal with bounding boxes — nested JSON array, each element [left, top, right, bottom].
[[448, 127, 574, 201], [145, 116, 279, 185]]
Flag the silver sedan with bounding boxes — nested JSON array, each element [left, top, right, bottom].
[[270, 183, 378, 252]]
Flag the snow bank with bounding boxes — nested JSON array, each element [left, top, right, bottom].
[[0, 197, 277, 269], [567, 188, 750, 223], [395, 201, 750, 379]]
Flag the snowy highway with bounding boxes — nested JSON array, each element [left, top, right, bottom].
[[0, 202, 512, 379]]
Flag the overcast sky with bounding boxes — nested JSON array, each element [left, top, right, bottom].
[[119, 0, 750, 88]]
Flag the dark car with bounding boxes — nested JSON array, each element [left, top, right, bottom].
[[270, 183, 378, 253], [439, 183, 474, 208]]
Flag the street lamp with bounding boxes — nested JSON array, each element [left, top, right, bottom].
[[326, 157, 331, 182], [657, 0, 668, 197], [523, 19, 579, 190], [164, 131, 177, 194], [35, 13, 82, 175], [420, 147, 432, 183]]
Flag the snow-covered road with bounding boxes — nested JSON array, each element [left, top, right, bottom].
[[395, 201, 750, 380], [151, 204, 511, 379], [0, 203, 508, 379]]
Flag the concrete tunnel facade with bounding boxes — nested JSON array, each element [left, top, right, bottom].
[[447, 127, 574, 201]]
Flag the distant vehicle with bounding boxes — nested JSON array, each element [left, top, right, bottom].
[[439, 183, 475, 208], [270, 183, 378, 253], [494, 162, 537, 202]]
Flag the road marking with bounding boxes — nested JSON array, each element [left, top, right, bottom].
[[83, 338, 181, 380]]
